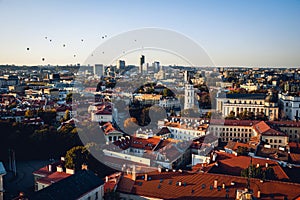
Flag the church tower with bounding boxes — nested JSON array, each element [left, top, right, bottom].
[[184, 71, 195, 110]]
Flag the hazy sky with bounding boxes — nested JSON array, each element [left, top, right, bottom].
[[0, 0, 300, 67]]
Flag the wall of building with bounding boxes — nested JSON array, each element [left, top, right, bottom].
[[209, 124, 254, 143]]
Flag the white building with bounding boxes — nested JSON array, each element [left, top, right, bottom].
[[158, 117, 208, 141], [216, 91, 279, 120], [279, 93, 300, 120]]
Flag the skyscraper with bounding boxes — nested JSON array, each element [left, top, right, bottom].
[[93, 64, 104, 78], [117, 60, 125, 70], [140, 55, 145, 74], [153, 61, 160, 73]]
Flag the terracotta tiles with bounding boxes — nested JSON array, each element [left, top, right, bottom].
[[117, 171, 300, 200]]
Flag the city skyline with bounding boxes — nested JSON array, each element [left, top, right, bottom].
[[0, 0, 300, 66]]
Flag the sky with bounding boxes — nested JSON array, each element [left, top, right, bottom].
[[0, 0, 300, 67]]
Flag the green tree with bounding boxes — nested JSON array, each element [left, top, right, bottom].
[[225, 111, 236, 120], [241, 165, 277, 180], [65, 146, 89, 170], [236, 146, 248, 156], [64, 110, 71, 121]]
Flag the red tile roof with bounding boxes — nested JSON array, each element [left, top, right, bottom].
[[253, 121, 271, 134], [117, 170, 300, 200], [269, 120, 300, 127], [225, 141, 250, 151], [36, 172, 71, 185], [209, 152, 289, 181]]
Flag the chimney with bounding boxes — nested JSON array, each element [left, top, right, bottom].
[[105, 176, 109, 183], [66, 168, 75, 175], [144, 174, 148, 181], [57, 165, 63, 172], [81, 164, 88, 170], [214, 179, 218, 189], [48, 164, 52, 172], [132, 165, 136, 181], [257, 190, 261, 198]]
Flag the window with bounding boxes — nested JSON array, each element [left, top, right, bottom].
[[274, 140, 277, 143], [279, 140, 282, 143], [95, 192, 98, 200]]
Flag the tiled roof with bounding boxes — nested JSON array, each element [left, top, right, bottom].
[[33, 161, 64, 177], [30, 170, 104, 200], [130, 136, 162, 151], [261, 128, 286, 137], [102, 122, 120, 135], [103, 172, 122, 192], [268, 120, 300, 127], [37, 171, 71, 185], [156, 127, 171, 136], [226, 93, 266, 100], [117, 170, 300, 200], [225, 141, 250, 151], [210, 152, 289, 181], [253, 121, 271, 134]]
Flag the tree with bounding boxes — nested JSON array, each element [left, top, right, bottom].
[[25, 110, 34, 118], [64, 110, 71, 121], [65, 146, 89, 170], [66, 93, 72, 103], [241, 165, 277, 180], [236, 146, 248, 156], [225, 111, 236, 120]]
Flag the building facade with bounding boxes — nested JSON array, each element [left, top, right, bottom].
[[216, 92, 279, 120]]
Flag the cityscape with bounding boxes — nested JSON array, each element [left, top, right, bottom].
[[1, 1, 300, 200]]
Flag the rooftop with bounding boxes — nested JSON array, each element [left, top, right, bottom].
[[117, 170, 300, 200], [209, 152, 289, 181], [30, 170, 104, 200]]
